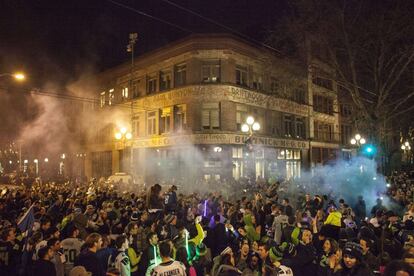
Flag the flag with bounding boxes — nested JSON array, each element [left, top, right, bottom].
[[17, 204, 35, 233]]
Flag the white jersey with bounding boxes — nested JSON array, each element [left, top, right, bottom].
[[61, 238, 84, 275], [150, 260, 187, 276]]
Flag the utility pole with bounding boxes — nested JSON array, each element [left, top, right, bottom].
[[127, 33, 138, 177]]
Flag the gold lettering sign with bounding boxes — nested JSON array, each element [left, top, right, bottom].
[[131, 134, 309, 149], [134, 85, 309, 116]]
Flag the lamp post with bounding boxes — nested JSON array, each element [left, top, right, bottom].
[[401, 141, 412, 166], [350, 134, 366, 147], [241, 116, 260, 181], [115, 127, 132, 173]]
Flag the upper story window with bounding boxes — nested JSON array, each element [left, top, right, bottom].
[[147, 111, 157, 135], [159, 107, 172, 134], [270, 78, 280, 94], [108, 89, 114, 106], [121, 87, 128, 100], [160, 70, 172, 91], [174, 104, 186, 131], [236, 65, 248, 87], [132, 116, 140, 138], [340, 104, 352, 117], [313, 94, 334, 115], [100, 92, 105, 107], [202, 60, 221, 83], [147, 75, 157, 94], [202, 102, 220, 130], [292, 86, 307, 104], [132, 79, 141, 98], [174, 64, 187, 87], [314, 121, 334, 142], [236, 104, 248, 131], [312, 77, 333, 90], [252, 73, 263, 91]]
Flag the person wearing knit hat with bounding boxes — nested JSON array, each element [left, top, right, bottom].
[[334, 242, 371, 275]]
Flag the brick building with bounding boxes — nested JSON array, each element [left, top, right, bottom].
[[83, 34, 341, 183]]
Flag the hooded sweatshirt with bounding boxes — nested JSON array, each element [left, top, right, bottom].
[[324, 211, 342, 227], [243, 214, 260, 242]]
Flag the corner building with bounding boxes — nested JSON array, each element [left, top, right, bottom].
[[85, 34, 340, 183]]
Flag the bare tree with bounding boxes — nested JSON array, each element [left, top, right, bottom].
[[268, 0, 414, 168]]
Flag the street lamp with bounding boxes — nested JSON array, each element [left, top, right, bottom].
[[0, 72, 25, 81], [115, 127, 133, 173], [241, 116, 261, 180], [350, 133, 366, 146], [401, 141, 412, 165]]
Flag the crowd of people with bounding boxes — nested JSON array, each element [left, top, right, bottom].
[[0, 171, 414, 276]]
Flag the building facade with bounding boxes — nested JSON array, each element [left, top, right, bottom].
[[84, 34, 341, 183]]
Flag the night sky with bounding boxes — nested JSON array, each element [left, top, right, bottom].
[[0, 0, 284, 86]]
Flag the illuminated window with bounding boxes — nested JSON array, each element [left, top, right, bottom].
[[252, 73, 263, 90], [202, 102, 220, 130], [147, 111, 157, 135], [121, 87, 128, 99], [202, 60, 220, 83], [236, 104, 248, 131], [132, 117, 140, 137], [174, 105, 186, 131], [100, 92, 105, 107], [160, 107, 171, 134], [108, 89, 114, 105]]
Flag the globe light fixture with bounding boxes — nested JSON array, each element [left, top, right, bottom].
[[252, 122, 260, 131], [241, 124, 250, 133], [120, 127, 127, 134], [360, 138, 366, 145], [355, 134, 361, 140], [44, 158, 49, 162], [13, 73, 25, 81], [351, 139, 357, 145], [115, 132, 122, 140], [246, 116, 255, 125], [34, 159, 38, 163], [125, 132, 132, 140]]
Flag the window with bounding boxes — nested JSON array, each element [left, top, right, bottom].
[[132, 117, 140, 137], [121, 87, 128, 100], [174, 64, 186, 86], [202, 60, 220, 82], [252, 73, 263, 90], [174, 104, 186, 131], [236, 66, 248, 87], [295, 117, 306, 138], [147, 111, 157, 135], [270, 78, 280, 94], [147, 76, 157, 94], [340, 104, 352, 117], [284, 115, 294, 137], [108, 89, 114, 105], [293, 86, 306, 104], [236, 104, 248, 131], [313, 95, 334, 115], [312, 77, 333, 90], [202, 102, 220, 130], [100, 92, 105, 107], [160, 70, 172, 91], [232, 147, 243, 158], [270, 111, 281, 136], [314, 121, 334, 142], [159, 107, 171, 134], [341, 124, 353, 145], [132, 79, 140, 98]]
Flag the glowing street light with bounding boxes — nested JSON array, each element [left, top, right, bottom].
[[44, 158, 49, 162], [0, 72, 26, 81], [246, 116, 255, 126], [115, 132, 122, 140], [34, 159, 38, 163], [350, 134, 366, 147], [24, 159, 28, 164]]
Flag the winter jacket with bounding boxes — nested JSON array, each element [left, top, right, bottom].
[[327, 261, 373, 276], [74, 249, 106, 276], [324, 211, 342, 227]]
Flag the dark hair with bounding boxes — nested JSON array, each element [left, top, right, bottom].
[[147, 231, 157, 243], [214, 215, 221, 222], [47, 238, 59, 247], [258, 242, 270, 252], [38, 246, 51, 259], [283, 198, 289, 203], [159, 241, 172, 258], [115, 235, 127, 249]]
